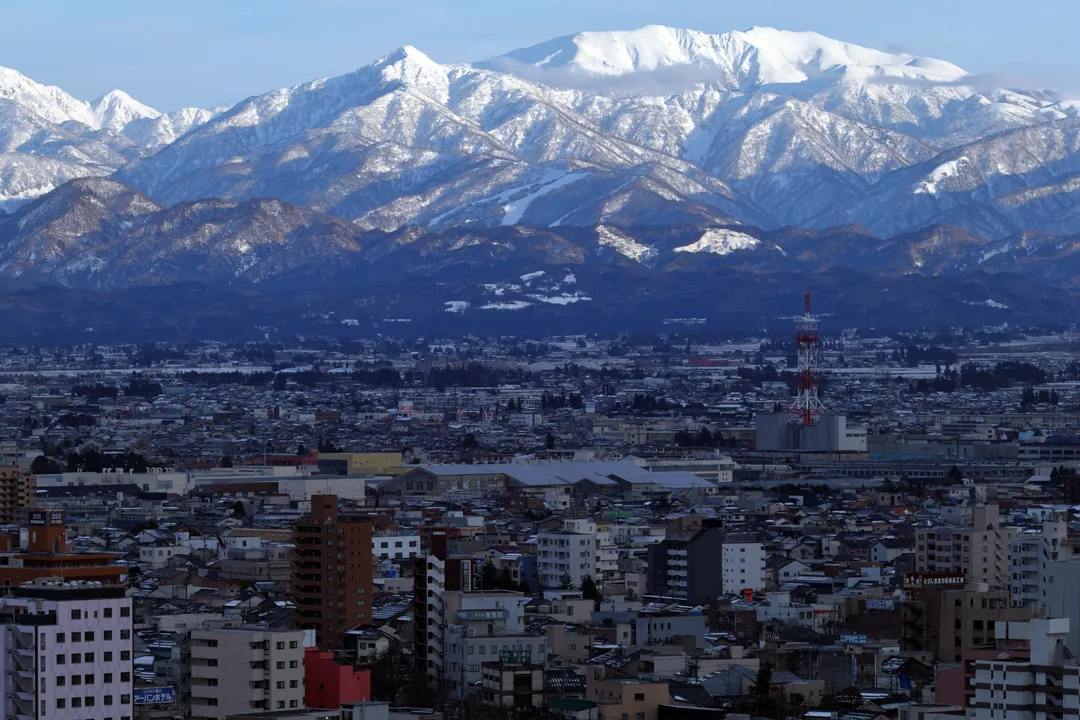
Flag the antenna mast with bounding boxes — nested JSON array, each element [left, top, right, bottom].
[[788, 293, 825, 426]]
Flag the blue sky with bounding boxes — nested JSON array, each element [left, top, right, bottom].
[[4, 0, 1077, 110]]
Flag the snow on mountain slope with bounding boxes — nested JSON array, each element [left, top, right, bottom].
[[674, 228, 760, 254]]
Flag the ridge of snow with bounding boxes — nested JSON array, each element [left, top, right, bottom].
[[90, 89, 160, 132], [595, 225, 658, 263], [477, 25, 968, 89]]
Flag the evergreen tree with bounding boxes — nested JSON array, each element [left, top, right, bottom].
[[481, 559, 499, 589], [580, 575, 601, 601]]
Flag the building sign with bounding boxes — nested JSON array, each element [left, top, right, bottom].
[[499, 648, 532, 665], [866, 599, 895, 610], [29, 510, 63, 526], [903, 573, 965, 589], [134, 687, 175, 705], [459, 609, 507, 621], [839, 634, 868, 645]]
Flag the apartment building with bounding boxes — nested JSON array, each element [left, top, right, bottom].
[[373, 532, 421, 561], [0, 468, 34, 523], [188, 627, 307, 719], [914, 505, 1010, 589], [292, 495, 374, 650], [721, 534, 766, 595], [970, 619, 1079, 720], [537, 518, 597, 589], [1010, 520, 1066, 608], [0, 579, 134, 720], [414, 528, 478, 686]]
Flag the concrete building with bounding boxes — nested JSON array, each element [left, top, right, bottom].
[[537, 519, 597, 590], [304, 648, 372, 709], [481, 659, 543, 709], [292, 495, 374, 651], [1011, 520, 1067, 608], [1041, 558, 1080, 655], [970, 618, 1079, 720], [442, 591, 547, 696], [373, 532, 421, 561], [0, 468, 34, 522], [318, 452, 404, 476], [188, 627, 307, 719], [914, 505, 1010, 590], [585, 670, 670, 720], [413, 528, 478, 687], [0, 509, 126, 586], [0, 578, 134, 720], [755, 412, 867, 453], [721, 535, 766, 595]]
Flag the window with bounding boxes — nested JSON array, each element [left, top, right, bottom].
[[56, 676, 66, 686], [85, 674, 94, 684], [72, 698, 82, 708], [121, 694, 131, 705], [278, 701, 286, 709], [289, 660, 298, 668], [290, 680, 298, 688], [84, 632, 94, 642], [84, 653, 94, 663], [71, 610, 81, 620], [85, 697, 95, 707], [634, 694, 645, 702], [104, 607, 113, 618], [276, 661, 285, 669], [120, 630, 130, 640], [104, 631, 112, 641], [56, 633, 65, 643], [105, 695, 113, 705], [277, 681, 285, 689], [72, 675, 82, 686], [71, 654, 81, 664], [289, 641, 298, 649], [104, 673, 113, 683], [56, 699, 65, 709], [291, 700, 299, 708], [120, 651, 130, 661], [121, 672, 130, 683], [104, 652, 113, 662], [120, 607, 130, 618], [276, 642, 285, 650]]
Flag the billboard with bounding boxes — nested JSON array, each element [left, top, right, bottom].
[[839, 634, 868, 645], [903, 572, 965, 589], [134, 687, 175, 705]]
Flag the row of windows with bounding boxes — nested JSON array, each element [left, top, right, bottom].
[[55, 651, 130, 665], [50, 694, 130, 709], [51, 671, 130, 687], [70, 607, 129, 620], [53, 630, 125, 644]]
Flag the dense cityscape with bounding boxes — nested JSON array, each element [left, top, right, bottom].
[[0, 307, 1075, 720]]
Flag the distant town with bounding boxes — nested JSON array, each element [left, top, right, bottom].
[[0, 317, 1078, 720]]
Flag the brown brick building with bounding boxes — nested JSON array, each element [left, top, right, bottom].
[[292, 494, 374, 650], [0, 468, 35, 523]]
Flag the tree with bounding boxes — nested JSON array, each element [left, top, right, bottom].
[[273, 373, 288, 391], [545, 433, 556, 450], [481, 559, 499, 590], [496, 566, 515, 590], [947, 465, 964, 484], [232, 500, 246, 519], [751, 664, 774, 717], [30, 455, 61, 474], [462, 433, 478, 451], [558, 572, 574, 590], [220, 455, 234, 468], [296, 443, 309, 457], [517, 580, 532, 594], [580, 575, 601, 601]]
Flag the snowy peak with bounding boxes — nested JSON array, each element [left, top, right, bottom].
[[478, 25, 968, 90], [0, 64, 96, 127], [90, 89, 160, 132]]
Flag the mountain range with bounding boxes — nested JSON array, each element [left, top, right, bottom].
[[3, 25, 1080, 339]]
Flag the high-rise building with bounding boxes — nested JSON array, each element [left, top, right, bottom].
[[537, 519, 597, 590], [414, 528, 479, 687], [0, 578, 134, 720], [188, 627, 307, 719], [292, 495, 374, 651], [0, 468, 34, 523], [914, 505, 1010, 589]]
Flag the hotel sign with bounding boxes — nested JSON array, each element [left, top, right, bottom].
[[29, 510, 63, 526], [903, 573, 965, 588]]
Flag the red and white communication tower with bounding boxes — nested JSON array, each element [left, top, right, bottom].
[[788, 292, 825, 426]]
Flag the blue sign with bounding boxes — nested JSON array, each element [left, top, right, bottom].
[[839, 634, 868, 646], [134, 687, 175, 705]]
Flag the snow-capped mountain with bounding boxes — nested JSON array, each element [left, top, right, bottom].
[[0, 65, 215, 208], [3, 25, 1080, 238]]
